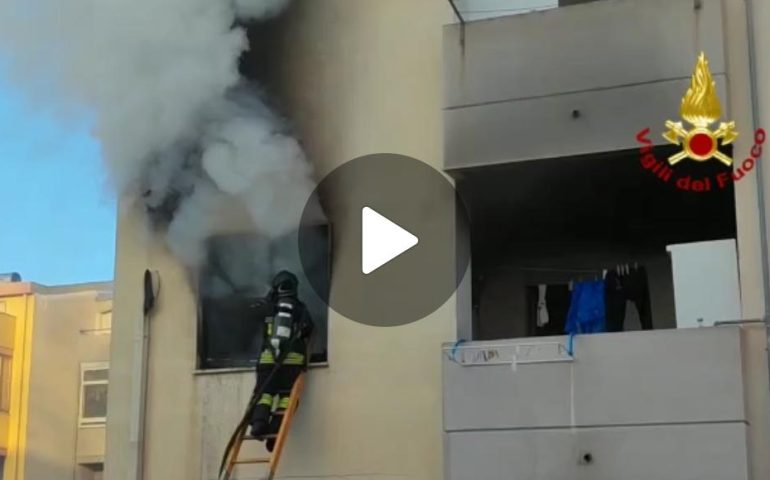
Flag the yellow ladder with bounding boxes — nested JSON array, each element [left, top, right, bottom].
[[220, 372, 306, 480]]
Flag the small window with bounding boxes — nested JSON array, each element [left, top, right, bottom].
[[197, 226, 330, 369], [79, 363, 108, 426], [0, 354, 11, 412], [0, 302, 6, 313], [96, 310, 112, 330]]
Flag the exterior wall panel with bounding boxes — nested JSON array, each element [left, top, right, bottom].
[[444, 0, 725, 109], [443, 0, 728, 169], [445, 75, 727, 168], [445, 423, 750, 480], [444, 327, 746, 432], [442, 326, 770, 480]]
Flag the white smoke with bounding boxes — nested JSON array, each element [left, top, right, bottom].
[[0, 0, 316, 270]]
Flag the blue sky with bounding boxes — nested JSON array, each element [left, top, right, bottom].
[[0, 74, 116, 285]]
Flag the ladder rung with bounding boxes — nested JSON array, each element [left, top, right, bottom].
[[234, 457, 270, 465], [222, 372, 306, 480]]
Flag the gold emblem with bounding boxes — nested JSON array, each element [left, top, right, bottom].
[[663, 52, 737, 165]]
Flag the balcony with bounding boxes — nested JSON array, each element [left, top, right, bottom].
[[442, 325, 770, 480], [443, 0, 726, 170]]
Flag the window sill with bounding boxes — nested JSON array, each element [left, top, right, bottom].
[[193, 362, 329, 376], [80, 328, 111, 336], [79, 422, 106, 429]]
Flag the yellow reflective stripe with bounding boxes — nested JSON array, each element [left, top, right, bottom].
[[259, 350, 303, 364], [260, 350, 275, 363], [258, 394, 274, 406], [283, 352, 305, 365], [267, 323, 273, 336], [277, 397, 291, 409]]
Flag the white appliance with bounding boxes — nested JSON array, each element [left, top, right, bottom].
[[666, 239, 742, 328]]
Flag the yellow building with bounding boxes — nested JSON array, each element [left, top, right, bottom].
[[0, 278, 112, 480], [0, 312, 15, 471]]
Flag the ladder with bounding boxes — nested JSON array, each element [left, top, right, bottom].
[[220, 372, 306, 480]]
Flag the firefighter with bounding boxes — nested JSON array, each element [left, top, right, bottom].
[[250, 270, 313, 452]]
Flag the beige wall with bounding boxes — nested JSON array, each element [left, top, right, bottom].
[[105, 2, 457, 480], [104, 207, 153, 480], [25, 285, 111, 480], [241, 3, 458, 476]]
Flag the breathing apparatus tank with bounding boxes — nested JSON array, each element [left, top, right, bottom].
[[268, 271, 299, 358]]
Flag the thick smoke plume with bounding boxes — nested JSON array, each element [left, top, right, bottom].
[[0, 0, 315, 269]]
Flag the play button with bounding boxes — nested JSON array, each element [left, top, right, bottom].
[[298, 153, 470, 327], [361, 207, 419, 274]]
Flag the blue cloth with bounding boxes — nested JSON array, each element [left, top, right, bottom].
[[565, 280, 606, 334]]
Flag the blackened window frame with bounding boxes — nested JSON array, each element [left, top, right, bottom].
[[196, 227, 331, 370]]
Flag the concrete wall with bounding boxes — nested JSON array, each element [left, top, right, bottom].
[[24, 286, 111, 480], [721, 0, 765, 320], [444, 0, 727, 168], [105, 2, 458, 480], [443, 326, 769, 480], [444, 0, 768, 324]]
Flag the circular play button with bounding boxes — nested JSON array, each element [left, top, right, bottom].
[[298, 153, 470, 327]]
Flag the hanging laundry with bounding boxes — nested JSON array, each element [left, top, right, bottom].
[[604, 268, 626, 333], [565, 279, 606, 335], [536, 284, 549, 327], [623, 265, 653, 330], [604, 264, 653, 332]]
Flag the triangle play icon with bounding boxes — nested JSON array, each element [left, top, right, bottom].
[[361, 207, 419, 275]]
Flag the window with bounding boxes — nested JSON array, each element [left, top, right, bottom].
[[197, 226, 330, 369], [0, 353, 11, 412], [96, 310, 112, 330], [77, 462, 104, 480], [79, 363, 108, 426], [0, 302, 6, 313]]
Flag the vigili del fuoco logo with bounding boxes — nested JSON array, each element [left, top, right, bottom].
[[636, 52, 765, 192]]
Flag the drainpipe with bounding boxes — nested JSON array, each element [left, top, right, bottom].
[[744, 0, 770, 386], [127, 270, 159, 480]]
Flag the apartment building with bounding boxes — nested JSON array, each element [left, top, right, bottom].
[[0, 278, 112, 480], [104, 1, 770, 479]]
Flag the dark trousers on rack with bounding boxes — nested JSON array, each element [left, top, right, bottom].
[[604, 266, 653, 332]]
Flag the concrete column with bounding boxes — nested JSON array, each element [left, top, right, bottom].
[[722, 0, 767, 319]]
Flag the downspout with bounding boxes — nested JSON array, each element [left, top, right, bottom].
[[744, 0, 770, 382], [127, 270, 159, 480]]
